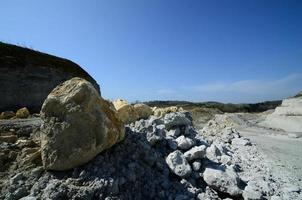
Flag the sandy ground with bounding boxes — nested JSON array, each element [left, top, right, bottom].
[[224, 113, 302, 188], [195, 111, 302, 190], [238, 126, 302, 185]]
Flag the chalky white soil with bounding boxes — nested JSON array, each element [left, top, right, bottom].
[[203, 112, 302, 199]]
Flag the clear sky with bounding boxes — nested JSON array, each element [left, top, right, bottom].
[[1, 0, 301, 103]]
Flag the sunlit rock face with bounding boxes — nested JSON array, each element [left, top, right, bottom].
[[263, 94, 302, 132], [40, 77, 124, 171]]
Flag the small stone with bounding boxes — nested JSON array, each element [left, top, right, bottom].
[[220, 155, 232, 165], [156, 124, 166, 130], [243, 182, 264, 200], [16, 107, 30, 118], [10, 173, 25, 185], [166, 138, 178, 150], [147, 126, 164, 146], [31, 167, 44, 178], [148, 116, 164, 125], [232, 138, 251, 146], [166, 150, 192, 177], [284, 185, 300, 193], [206, 144, 222, 162], [164, 112, 191, 130], [176, 136, 195, 150], [133, 103, 153, 119], [166, 128, 181, 138], [112, 99, 139, 124], [0, 111, 15, 119], [20, 196, 37, 200], [203, 165, 243, 197], [11, 187, 28, 199], [184, 145, 207, 161], [192, 161, 202, 171]]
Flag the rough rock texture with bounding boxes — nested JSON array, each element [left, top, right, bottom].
[[184, 145, 206, 161], [166, 150, 192, 177], [262, 95, 302, 132], [133, 103, 153, 119], [203, 165, 243, 197], [0, 42, 99, 113], [164, 112, 192, 130], [0, 111, 15, 119], [40, 78, 124, 170], [153, 106, 184, 118], [112, 99, 139, 124], [0, 117, 42, 137], [16, 107, 30, 119]]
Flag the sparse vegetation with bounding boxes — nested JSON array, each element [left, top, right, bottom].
[[145, 100, 282, 113]]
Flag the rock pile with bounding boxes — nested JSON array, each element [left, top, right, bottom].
[[1, 110, 301, 199]]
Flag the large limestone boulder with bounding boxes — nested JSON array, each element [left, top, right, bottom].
[[133, 103, 153, 119], [40, 77, 124, 171], [112, 99, 139, 124], [262, 94, 302, 132]]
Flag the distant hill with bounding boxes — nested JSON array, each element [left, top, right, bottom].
[[145, 100, 282, 113]]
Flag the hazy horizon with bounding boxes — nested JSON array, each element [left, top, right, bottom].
[[1, 0, 301, 103]]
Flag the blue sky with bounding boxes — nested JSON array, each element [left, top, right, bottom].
[[1, 0, 301, 103]]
